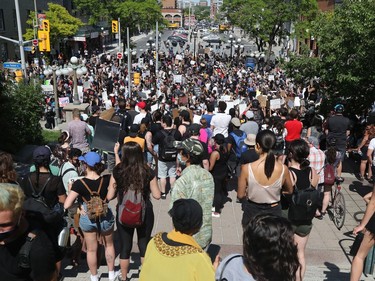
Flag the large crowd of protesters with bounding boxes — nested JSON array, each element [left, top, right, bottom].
[[1, 39, 375, 281]]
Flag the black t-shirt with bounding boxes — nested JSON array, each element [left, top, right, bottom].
[[88, 115, 98, 128], [239, 148, 259, 165], [198, 140, 209, 161], [327, 115, 350, 149], [71, 174, 111, 203], [150, 122, 163, 136], [22, 172, 65, 208], [0, 227, 56, 281]]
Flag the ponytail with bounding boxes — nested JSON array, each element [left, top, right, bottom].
[[264, 151, 276, 179], [300, 158, 310, 170]]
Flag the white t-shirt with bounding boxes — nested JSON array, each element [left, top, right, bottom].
[[368, 138, 375, 166], [211, 112, 231, 137], [133, 112, 147, 125]]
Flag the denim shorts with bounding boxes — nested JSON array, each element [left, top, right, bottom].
[[158, 160, 177, 179], [79, 203, 115, 234]]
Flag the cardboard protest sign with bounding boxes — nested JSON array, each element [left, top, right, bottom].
[[92, 118, 121, 152]]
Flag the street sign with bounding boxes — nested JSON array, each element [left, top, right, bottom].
[[24, 46, 32, 51], [32, 39, 39, 46], [3, 62, 22, 69], [117, 52, 123, 59]]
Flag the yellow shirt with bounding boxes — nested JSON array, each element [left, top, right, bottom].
[[140, 231, 215, 281], [124, 136, 145, 152]]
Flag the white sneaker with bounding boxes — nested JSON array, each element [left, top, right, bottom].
[[212, 207, 215, 212], [212, 212, 221, 218], [109, 271, 120, 281]]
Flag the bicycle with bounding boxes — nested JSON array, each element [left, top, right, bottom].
[[327, 178, 346, 230]]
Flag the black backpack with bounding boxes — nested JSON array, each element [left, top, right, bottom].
[[159, 129, 178, 162], [253, 109, 263, 126], [274, 132, 285, 151]]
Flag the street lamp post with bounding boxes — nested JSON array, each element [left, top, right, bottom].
[[60, 56, 88, 105], [228, 34, 235, 59], [192, 31, 198, 60], [234, 38, 243, 62], [43, 65, 62, 125]]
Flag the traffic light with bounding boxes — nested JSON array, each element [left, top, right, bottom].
[[42, 19, 50, 32], [38, 30, 50, 52], [112, 20, 118, 33], [134, 72, 140, 85]]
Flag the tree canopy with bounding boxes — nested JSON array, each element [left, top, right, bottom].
[[221, 0, 318, 61], [285, 0, 375, 114], [24, 3, 83, 45]]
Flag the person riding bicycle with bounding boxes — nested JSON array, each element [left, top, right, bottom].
[[325, 104, 351, 181]]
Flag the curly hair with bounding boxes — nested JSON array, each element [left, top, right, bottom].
[[243, 214, 300, 281], [113, 142, 152, 193], [0, 152, 17, 183]]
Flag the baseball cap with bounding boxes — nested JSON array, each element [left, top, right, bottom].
[[33, 146, 51, 162], [231, 117, 241, 128], [334, 104, 344, 113], [79, 152, 102, 166], [246, 111, 254, 119], [137, 101, 146, 109], [189, 123, 201, 136], [173, 138, 203, 156], [308, 136, 319, 148], [244, 134, 256, 146]]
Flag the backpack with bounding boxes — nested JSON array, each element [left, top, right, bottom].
[[274, 132, 285, 151], [23, 176, 64, 224], [230, 131, 247, 159], [118, 189, 145, 227], [159, 129, 178, 161], [253, 109, 263, 126], [111, 110, 128, 130], [324, 164, 335, 186], [80, 178, 108, 220]]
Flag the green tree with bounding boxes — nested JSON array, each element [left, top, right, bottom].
[[222, 0, 318, 61], [285, 0, 375, 114], [73, 0, 113, 25], [24, 3, 83, 46], [113, 0, 165, 35], [0, 77, 44, 153]]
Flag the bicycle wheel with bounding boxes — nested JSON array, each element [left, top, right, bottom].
[[333, 191, 346, 230]]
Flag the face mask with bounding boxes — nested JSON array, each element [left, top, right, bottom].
[[177, 153, 186, 166], [0, 226, 18, 241]]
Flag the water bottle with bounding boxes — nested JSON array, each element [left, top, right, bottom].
[[57, 219, 69, 247]]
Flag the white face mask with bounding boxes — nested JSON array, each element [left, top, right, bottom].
[[177, 153, 186, 166]]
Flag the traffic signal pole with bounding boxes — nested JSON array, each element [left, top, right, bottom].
[[15, 0, 26, 78], [118, 17, 121, 65]]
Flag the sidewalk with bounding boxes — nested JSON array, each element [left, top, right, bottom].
[[60, 162, 375, 281]]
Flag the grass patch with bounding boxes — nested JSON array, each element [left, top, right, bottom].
[[42, 129, 61, 144]]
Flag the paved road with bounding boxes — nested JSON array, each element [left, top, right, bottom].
[[59, 157, 375, 281]]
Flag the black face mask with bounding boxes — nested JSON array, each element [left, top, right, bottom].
[[0, 226, 18, 241]]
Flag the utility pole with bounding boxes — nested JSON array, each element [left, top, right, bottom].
[[155, 21, 159, 86]]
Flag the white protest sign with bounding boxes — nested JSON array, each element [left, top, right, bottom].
[[270, 98, 281, 110], [225, 101, 234, 114], [294, 96, 300, 107], [58, 97, 70, 107], [174, 75, 182, 84], [151, 103, 159, 112], [238, 104, 247, 115]]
